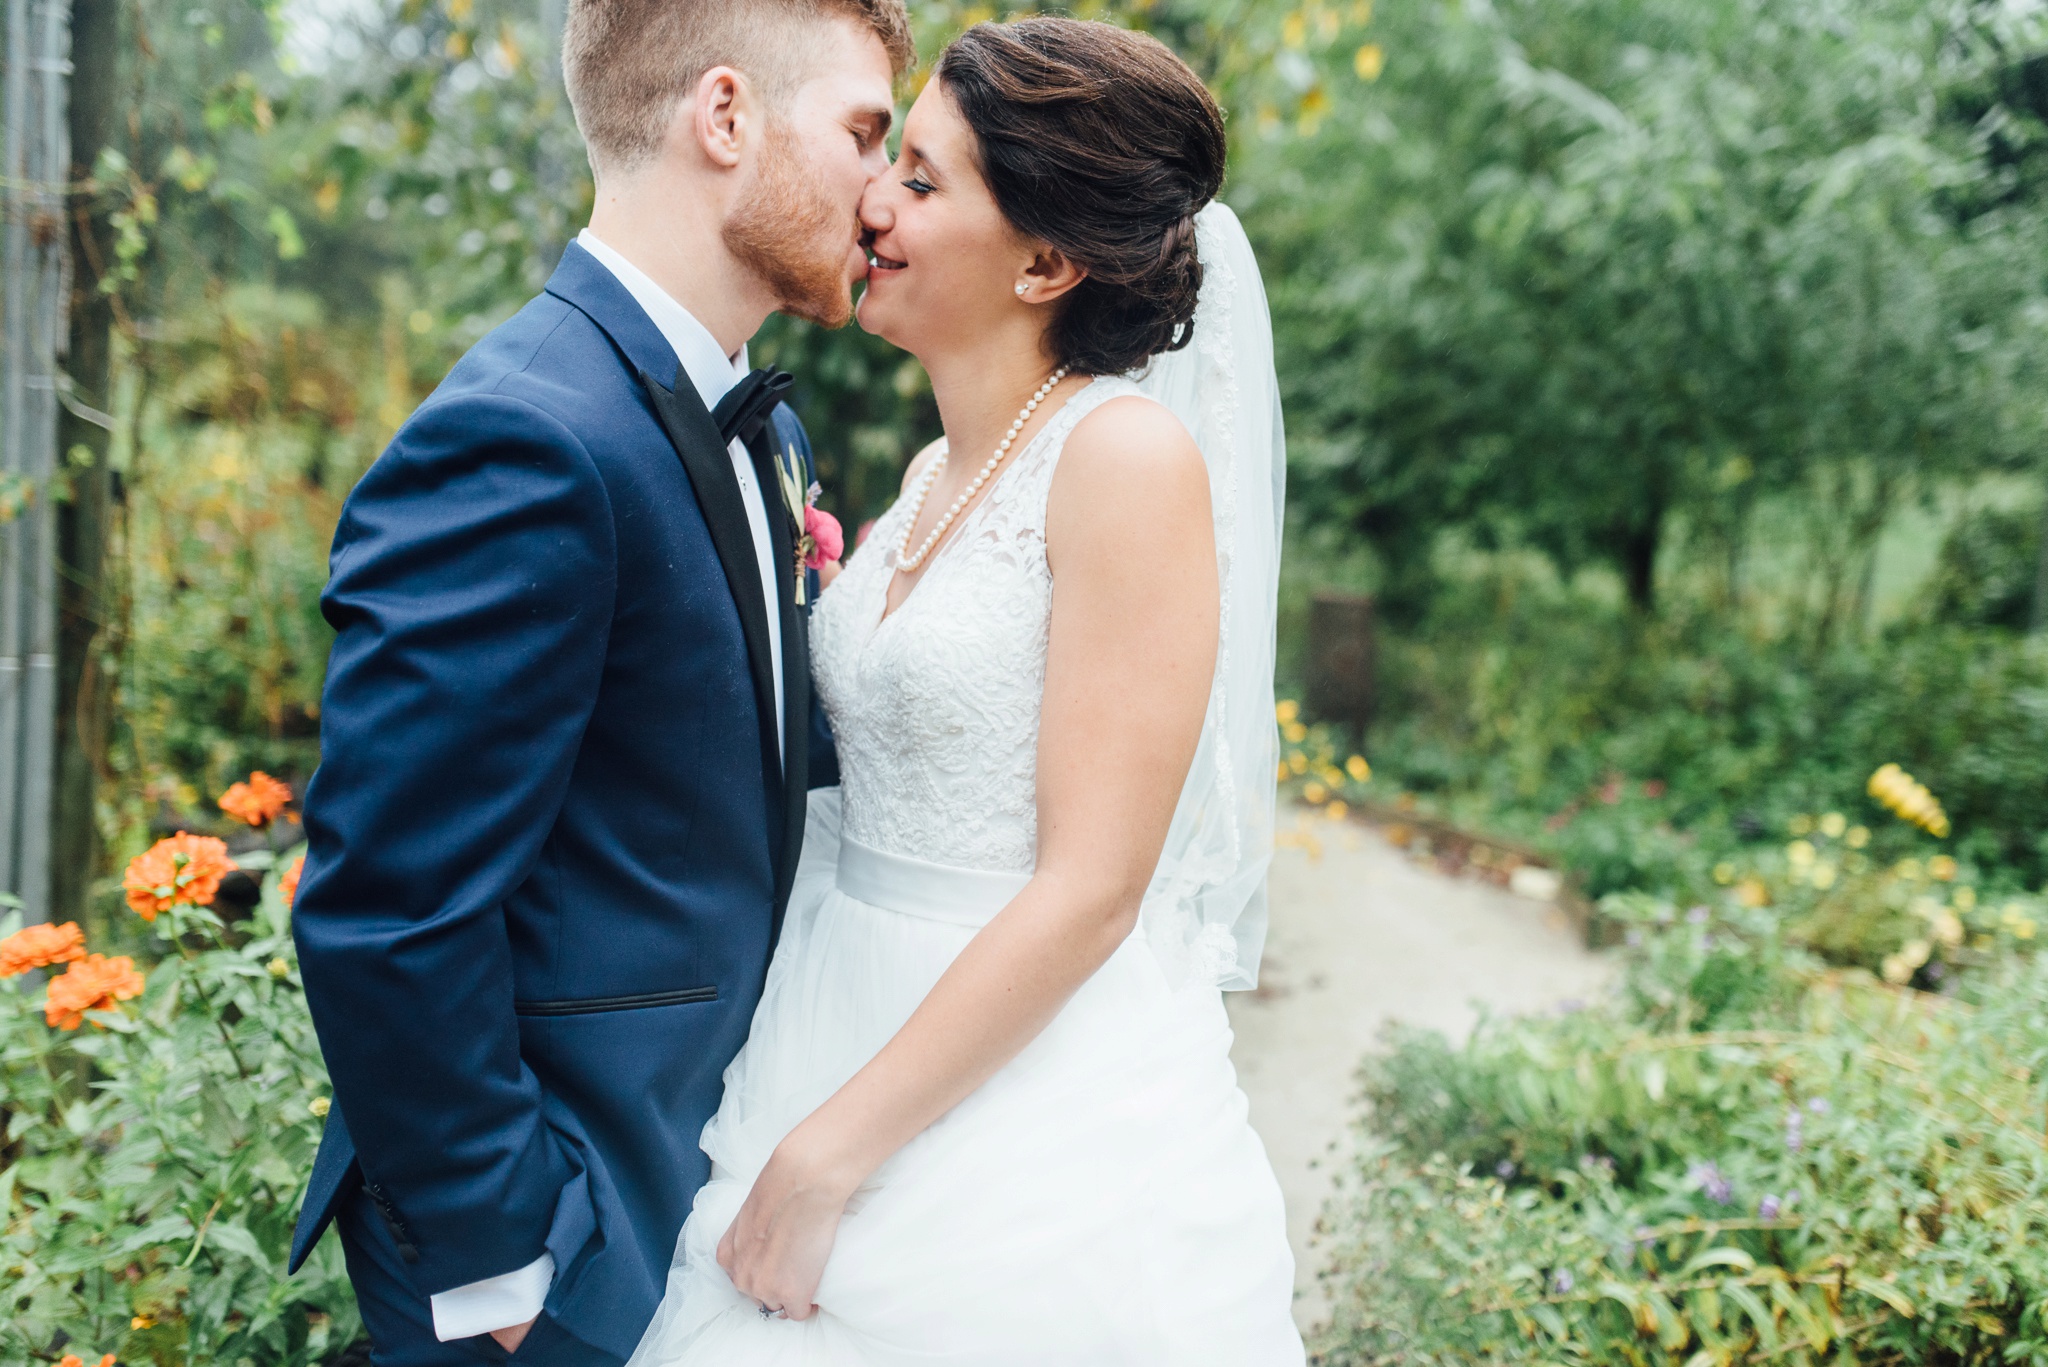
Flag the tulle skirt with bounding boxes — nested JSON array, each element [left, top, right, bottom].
[[626, 791, 1303, 1366]]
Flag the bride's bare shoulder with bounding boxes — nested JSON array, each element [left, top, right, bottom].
[[1046, 391, 1210, 559], [900, 437, 947, 494]]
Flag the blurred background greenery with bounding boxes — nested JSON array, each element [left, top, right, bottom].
[[74, 0, 2048, 933]]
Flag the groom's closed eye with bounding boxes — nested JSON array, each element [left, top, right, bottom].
[[851, 108, 893, 154]]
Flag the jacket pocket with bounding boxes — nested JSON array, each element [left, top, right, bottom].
[[512, 985, 718, 1017]]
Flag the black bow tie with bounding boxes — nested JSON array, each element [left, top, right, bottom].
[[712, 367, 794, 449]]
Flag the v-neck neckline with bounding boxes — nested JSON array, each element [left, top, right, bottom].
[[870, 377, 1100, 636]]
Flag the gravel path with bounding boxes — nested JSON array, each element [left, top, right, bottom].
[[1227, 810, 1614, 1332]]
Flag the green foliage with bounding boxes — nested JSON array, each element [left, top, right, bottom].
[[1917, 503, 2046, 632], [1315, 896, 2048, 1366], [1353, 548, 2048, 895], [0, 858, 353, 1367], [1244, 0, 2048, 618]]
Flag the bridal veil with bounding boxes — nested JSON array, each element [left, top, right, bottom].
[[1134, 202, 1285, 991]]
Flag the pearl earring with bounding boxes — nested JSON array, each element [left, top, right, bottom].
[[1014, 282, 1028, 297]]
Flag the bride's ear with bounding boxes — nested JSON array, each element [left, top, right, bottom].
[[1017, 247, 1086, 305]]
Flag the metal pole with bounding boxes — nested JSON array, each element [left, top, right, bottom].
[[0, 0, 66, 924]]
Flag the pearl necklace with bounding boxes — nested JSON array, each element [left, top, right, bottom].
[[888, 367, 1070, 575]]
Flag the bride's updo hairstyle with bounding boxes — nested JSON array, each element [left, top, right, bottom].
[[937, 19, 1226, 375]]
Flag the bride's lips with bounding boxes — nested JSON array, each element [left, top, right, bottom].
[[866, 249, 907, 281]]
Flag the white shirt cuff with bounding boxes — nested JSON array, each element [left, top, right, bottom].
[[429, 1251, 555, 1342]]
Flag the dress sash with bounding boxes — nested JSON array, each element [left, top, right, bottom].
[[835, 837, 1031, 928]]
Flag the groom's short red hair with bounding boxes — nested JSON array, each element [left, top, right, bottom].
[[563, 0, 913, 178]]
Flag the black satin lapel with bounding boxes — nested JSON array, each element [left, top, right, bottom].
[[638, 368, 782, 788], [746, 428, 812, 933]]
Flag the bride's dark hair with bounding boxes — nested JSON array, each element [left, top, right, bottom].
[[937, 18, 1226, 376]]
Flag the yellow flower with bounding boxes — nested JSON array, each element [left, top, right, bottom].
[[1276, 762, 1291, 784], [1288, 752, 1309, 776], [1318, 765, 1345, 789], [1868, 763, 1950, 838], [310, 1096, 331, 1117], [2002, 902, 2029, 926], [1786, 839, 1816, 867], [1354, 42, 1384, 80], [1282, 10, 1308, 49], [1845, 825, 1871, 849], [1810, 860, 1837, 890], [131, 1316, 156, 1330], [1736, 877, 1769, 908], [1711, 863, 1736, 886], [1928, 855, 1958, 882], [2015, 917, 2038, 942], [1880, 953, 1913, 985], [1276, 699, 1300, 724], [1283, 722, 1308, 743], [1952, 886, 1977, 912], [1302, 782, 1329, 805], [1345, 755, 1371, 782], [1788, 814, 1815, 836], [268, 957, 291, 979], [1819, 812, 1846, 838], [1326, 800, 1349, 821], [1933, 912, 1964, 948], [1895, 858, 1923, 881]]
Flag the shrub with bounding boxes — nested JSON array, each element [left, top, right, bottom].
[[1313, 892, 2048, 1366], [0, 793, 355, 1366]]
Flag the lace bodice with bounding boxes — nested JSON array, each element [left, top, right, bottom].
[[810, 377, 1142, 872]]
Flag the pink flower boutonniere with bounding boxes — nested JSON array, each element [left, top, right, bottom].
[[804, 495, 844, 568]]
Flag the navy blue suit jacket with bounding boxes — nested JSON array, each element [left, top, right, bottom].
[[289, 242, 837, 1362]]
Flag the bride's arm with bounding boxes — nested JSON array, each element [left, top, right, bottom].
[[719, 395, 1218, 1316]]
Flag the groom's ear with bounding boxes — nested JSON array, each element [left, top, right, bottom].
[[689, 65, 755, 171], [1022, 247, 1087, 304]]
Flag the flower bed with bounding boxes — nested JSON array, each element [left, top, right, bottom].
[[0, 780, 352, 1367], [1310, 892, 2048, 1365]]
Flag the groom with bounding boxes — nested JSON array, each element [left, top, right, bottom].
[[286, 3, 910, 1364]]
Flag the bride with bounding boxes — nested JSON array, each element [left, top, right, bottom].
[[630, 18, 1300, 1364]]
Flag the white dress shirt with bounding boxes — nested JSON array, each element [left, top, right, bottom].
[[428, 229, 788, 1344]]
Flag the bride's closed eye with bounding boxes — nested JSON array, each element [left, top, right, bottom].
[[902, 176, 936, 196]]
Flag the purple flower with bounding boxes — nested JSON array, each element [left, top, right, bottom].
[[1551, 1269, 1574, 1295], [1699, 934, 1716, 952], [1686, 905, 1711, 925], [1807, 1098, 1829, 1116], [1785, 1109, 1805, 1152], [1688, 1160, 1733, 1204], [1758, 1193, 1781, 1219], [1496, 1160, 1517, 1180]]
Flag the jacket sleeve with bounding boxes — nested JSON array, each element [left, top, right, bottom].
[[293, 391, 615, 1295], [773, 402, 841, 790]]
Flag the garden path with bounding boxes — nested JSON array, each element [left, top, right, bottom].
[[1227, 810, 1615, 1332]]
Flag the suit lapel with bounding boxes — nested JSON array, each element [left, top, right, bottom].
[[638, 367, 783, 797], [746, 428, 812, 928]]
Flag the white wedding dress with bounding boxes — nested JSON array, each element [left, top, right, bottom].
[[628, 207, 1302, 1366]]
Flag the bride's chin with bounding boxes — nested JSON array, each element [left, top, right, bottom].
[[854, 291, 901, 345]]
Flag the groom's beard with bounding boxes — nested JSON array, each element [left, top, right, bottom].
[[725, 121, 857, 329]]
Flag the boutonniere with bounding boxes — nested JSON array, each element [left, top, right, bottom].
[[774, 442, 843, 607]]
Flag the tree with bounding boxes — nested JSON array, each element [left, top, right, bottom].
[[1247, 0, 2044, 622]]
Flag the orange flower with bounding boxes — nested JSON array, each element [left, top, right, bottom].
[[279, 854, 305, 909], [45, 953, 145, 1029], [56, 1356, 114, 1367], [0, 920, 86, 977], [123, 832, 237, 920], [219, 770, 292, 827]]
